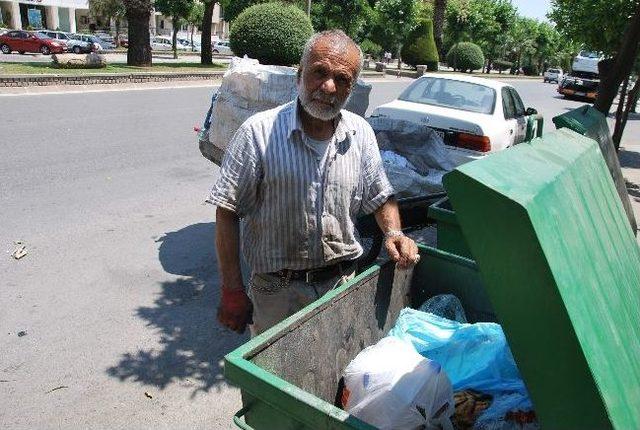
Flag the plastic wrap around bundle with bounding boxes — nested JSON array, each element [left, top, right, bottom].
[[207, 57, 372, 153], [369, 117, 455, 198]]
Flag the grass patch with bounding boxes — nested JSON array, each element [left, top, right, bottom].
[[0, 61, 227, 75]]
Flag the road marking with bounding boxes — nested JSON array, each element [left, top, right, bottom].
[[0, 82, 221, 97]]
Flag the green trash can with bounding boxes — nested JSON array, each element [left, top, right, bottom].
[[427, 197, 472, 259], [552, 105, 637, 234], [225, 247, 493, 430], [224, 128, 640, 430]]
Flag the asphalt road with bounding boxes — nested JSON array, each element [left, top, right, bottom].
[[0, 78, 637, 429]]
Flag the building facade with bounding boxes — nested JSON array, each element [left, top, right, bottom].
[[0, 0, 229, 40], [0, 0, 90, 32]]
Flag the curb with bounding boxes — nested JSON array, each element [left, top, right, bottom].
[[0, 71, 225, 87]]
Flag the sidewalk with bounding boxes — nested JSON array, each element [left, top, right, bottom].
[[619, 144, 640, 229]]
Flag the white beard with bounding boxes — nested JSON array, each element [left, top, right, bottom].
[[298, 86, 350, 121]]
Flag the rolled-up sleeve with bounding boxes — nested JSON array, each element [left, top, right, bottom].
[[206, 125, 261, 218], [360, 126, 394, 214]]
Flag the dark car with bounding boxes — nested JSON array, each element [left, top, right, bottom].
[[0, 30, 66, 55]]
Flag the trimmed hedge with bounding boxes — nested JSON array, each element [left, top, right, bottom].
[[400, 20, 439, 70], [492, 59, 513, 73], [446, 42, 484, 72], [522, 64, 540, 76], [229, 2, 313, 66], [360, 39, 383, 59]]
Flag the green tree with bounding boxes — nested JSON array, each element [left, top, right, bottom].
[[550, 0, 640, 147], [123, 0, 153, 66], [400, 19, 439, 69], [88, 0, 126, 46], [310, 0, 371, 39], [185, 1, 204, 51], [375, 0, 420, 68], [155, 0, 195, 59]]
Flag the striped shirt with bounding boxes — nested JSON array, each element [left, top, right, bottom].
[[207, 99, 393, 274]]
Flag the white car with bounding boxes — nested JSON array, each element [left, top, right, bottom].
[[212, 40, 233, 55], [543, 68, 563, 83], [371, 74, 536, 166]]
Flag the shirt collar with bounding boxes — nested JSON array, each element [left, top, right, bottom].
[[287, 97, 354, 143]]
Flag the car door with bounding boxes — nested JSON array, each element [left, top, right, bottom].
[[509, 88, 528, 144], [5, 31, 22, 50], [501, 87, 519, 146]]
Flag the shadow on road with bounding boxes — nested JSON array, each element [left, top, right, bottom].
[[620, 148, 640, 170], [107, 222, 247, 397]]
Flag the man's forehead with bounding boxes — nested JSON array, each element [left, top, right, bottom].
[[307, 38, 359, 68]]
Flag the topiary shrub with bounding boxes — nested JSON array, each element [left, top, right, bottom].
[[229, 2, 313, 66], [522, 64, 540, 76], [360, 38, 382, 59], [446, 42, 484, 72], [492, 59, 513, 74], [400, 20, 439, 71]]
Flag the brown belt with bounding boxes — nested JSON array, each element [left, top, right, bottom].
[[271, 260, 356, 283]]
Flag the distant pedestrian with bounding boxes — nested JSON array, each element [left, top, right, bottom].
[[384, 51, 392, 64]]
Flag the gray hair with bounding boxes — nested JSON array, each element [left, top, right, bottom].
[[299, 30, 364, 83]]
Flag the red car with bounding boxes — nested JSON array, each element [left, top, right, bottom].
[[0, 30, 66, 55]]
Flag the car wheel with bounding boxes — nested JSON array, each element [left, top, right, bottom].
[[1, 44, 11, 54], [40, 45, 51, 55], [543, 78, 547, 83], [72, 46, 81, 54], [19, 51, 26, 55]]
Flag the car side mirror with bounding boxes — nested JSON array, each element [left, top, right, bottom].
[[525, 107, 538, 115]]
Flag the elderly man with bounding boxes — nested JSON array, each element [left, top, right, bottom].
[[209, 30, 418, 335]]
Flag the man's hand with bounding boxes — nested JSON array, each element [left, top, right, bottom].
[[384, 233, 419, 269], [217, 287, 253, 334]]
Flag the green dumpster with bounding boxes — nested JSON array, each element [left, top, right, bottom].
[[224, 128, 640, 429], [552, 104, 637, 234], [225, 247, 493, 430], [427, 197, 472, 259]]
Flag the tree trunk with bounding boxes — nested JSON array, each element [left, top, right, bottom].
[[200, 0, 215, 65], [433, 0, 446, 59], [612, 76, 629, 146], [613, 79, 640, 149], [594, 1, 640, 115], [172, 16, 178, 60], [125, 4, 152, 66], [115, 19, 121, 48], [190, 25, 194, 52], [396, 43, 401, 69]]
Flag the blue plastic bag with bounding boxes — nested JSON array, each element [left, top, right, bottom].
[[389, 309, 537, 429]]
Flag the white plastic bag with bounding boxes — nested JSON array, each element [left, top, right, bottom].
[[342, 337, 454, 430], [208, 56, 372, 153]]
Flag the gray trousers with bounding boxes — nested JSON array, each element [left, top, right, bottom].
[[248, 269, 355, 336]]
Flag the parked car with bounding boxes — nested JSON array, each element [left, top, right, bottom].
[[94, 32, 114, 44], [178, 37, 200, 52], [38, 30, 93, 53], [543, 68, 563, 83], [70, 33, 114, 51], [370, 74, 537, 166], [212, 40, 233, 55], [150, 35, 173, 51], [118, 35, 128, 48], [0, 30, 65, 55]]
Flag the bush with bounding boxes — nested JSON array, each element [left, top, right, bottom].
[[360, 38, 382, 59], [446, 42, 484, 72], [400, 20, 439, 71], [522, 64, 540, 76], [492, 59, 513, 73], [229, 2, 313, 66]]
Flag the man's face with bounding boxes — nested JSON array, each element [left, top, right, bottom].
[[298, 39, 360, 121]]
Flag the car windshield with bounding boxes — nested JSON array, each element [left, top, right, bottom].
[[33, 32, 50, 39], [398, 77, 496, 114]]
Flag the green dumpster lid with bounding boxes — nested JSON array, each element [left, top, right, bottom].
[[552, 105, 637, 234], [443, 128, 640, 430]]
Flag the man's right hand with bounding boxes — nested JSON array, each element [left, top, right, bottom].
[[217, 287, 253, 334]]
